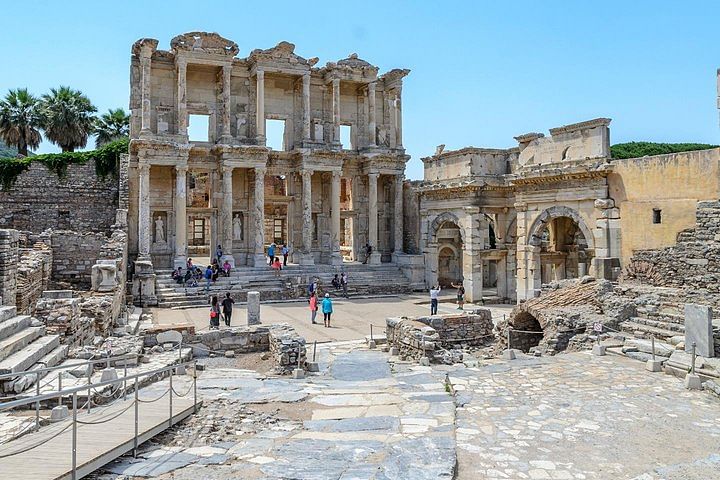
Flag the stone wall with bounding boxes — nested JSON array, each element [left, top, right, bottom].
[[268, 324, 306, 373], [403, 181, 421, 254], [624, 201, 720, 310], [386, 311, 494, 363], [0, 161, 118, 234], [50, 231, 110, 287], [35, 291, 95, 347], [15, 242, 53, 314], [0, 229, 19, 306]]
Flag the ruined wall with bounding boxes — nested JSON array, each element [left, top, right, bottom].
[[403, 181, 421, 254], [609, 148, 720, 264], [50, 231, 110, 286], [35, 291, 95, 347], [625, 200, 720, 309], [0, 162, 118, 234], [0, 229, 18, 305], [15, 243, 53, 314]]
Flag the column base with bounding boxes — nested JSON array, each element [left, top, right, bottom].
[[298, 252, 315, 266], [219, 134, 234, 145], [330, 252, 343, 266], [251, 253, 267, 267], [173, 256, 187, 271], [220, 254, 236, 268], [392, 252, 405, 264], [367, 252, 382, 265]]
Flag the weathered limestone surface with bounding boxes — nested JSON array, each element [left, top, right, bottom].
[[685, 304, 714, 357]]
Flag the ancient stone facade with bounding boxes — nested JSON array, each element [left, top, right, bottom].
[[128, 32, 409, 273], [411, 118, 720, 303]]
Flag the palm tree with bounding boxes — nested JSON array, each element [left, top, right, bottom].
[[0, 88, 42, 157], [40, 86, 97, 152], [94, 108, 130, 147]]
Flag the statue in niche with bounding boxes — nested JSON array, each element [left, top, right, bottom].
[[155, 216, 165, 243], [233, 213, 243, 241]]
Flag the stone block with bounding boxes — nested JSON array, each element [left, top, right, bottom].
[[592, 344, 606, 356], [685, 373, 703, 390], [684, 304, 714, 358], [389, 346, 399, 356], [367, 340, 377, 349], [501, 349, 516, 360], [292, 368, 305, 379], [50, 405, 69, 422], [645, 359, 663, 372], [100, 367, 118, 383], [306, 362, 319, 372], [247, 291, 261, 325]]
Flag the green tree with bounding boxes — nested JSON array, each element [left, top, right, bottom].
[[94, 108, 130, 148], [40, 86, 97, 152], [0, 88, 42, 157]]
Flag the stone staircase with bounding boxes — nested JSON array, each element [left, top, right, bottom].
[[619, 286, 686, 342], [155, 263, 413, 309], [0, 305, 68, 394]]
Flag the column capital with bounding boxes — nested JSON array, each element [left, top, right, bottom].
[[256, 68, 265, 78], [175, 164, 188, 174], [255, 166, 267, 176], [395, 173, 405, 182], [222, 64, 232, 75], [138, 162, 150, 173], [367, 171, 379, 180], [332, 77, 340, 87], [175, 56, 187, 69], [222, 165, 234, 176], [301, 169, 314, 179], [332, 170, 342, 180]]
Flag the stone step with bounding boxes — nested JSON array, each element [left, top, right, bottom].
[[619, 320, 679, 341], [0, 327, 45, 363], [2, 343, 68, 393], [0, 306, 18, 323], [0, 334, 61, 376], [629, 316, 685, 333], [0, 315, 32, 342]]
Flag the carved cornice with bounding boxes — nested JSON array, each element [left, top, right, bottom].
[[548, 117, 611, 136]]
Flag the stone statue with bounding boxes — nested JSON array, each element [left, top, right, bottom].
[[233, 213, 243, 240], [155, 216, 165, 243]]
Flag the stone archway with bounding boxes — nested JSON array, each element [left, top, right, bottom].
[[425, 211, 465, 289], [509, 311, 544, 352], [438, 245, 461, 287]]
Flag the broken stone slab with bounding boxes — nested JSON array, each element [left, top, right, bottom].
[[667, 350, 705, 371], [624, 338, 674, 357], [684, 304, 714, 358]]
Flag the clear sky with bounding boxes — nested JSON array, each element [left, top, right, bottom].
[[2, 0, 719, 179]]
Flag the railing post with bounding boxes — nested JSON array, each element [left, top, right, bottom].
[[507, 328, 512, 350], [123, 361, 128, 401], [651, 336, 656, 362], [133, 378, 139, 458], [193, 361, 198, 414], [312, 341, 317, 362], [72, 391, 77, 480], [169, 370, 173, 429], [370, 324, 374, 342], [87, 367, 92, 413], [691, 341, 697, 374], [58, 373, 63, 408], [35, 372, 40, 431]]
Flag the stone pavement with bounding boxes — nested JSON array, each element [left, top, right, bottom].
[[88, 344, 720, 479], [153, 294, 513, 343]]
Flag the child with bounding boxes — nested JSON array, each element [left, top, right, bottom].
[[272, 257, 282, 277]]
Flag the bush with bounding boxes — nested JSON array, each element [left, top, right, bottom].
[[611, 142, 719, 160]]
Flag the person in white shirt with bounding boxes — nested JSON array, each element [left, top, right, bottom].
[[429, 285, 441, 315]]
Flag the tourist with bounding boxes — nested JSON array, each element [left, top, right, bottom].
[[211, 259, 220, 281], [308, 277, 319, 296], [221, 292, 234, 327], [272, 257, 282, 277], [340, 272, 348, 298], [363, 243, 372, 264], [309, 291, 318, 324], [282, 244, 290, 266], [268, 243, 276, 265], [215, 244, 223, 264], [222, 259, 231, 277], [209, 295, 220, 329], [186, 257, 193, 270], [430, 284, 441, 315], [204, 265, 213, 293], [451, 281, 465, 310], [322, 293, 333, 327], [183, 268, 195, 287], [331, 274, 340, 291], [172, 267, 183, 284]]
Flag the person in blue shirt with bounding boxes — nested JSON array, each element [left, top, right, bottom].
[[204, 265, 213, 293], [322, 293, 333, 328], [268, 243, 276, 265]]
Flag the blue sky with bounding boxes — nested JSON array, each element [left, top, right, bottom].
[[2, 0, 719, 179]]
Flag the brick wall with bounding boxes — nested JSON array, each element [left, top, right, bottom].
[[50, 231, 109, 287], [0, 161, 118, 234], [16, 243, 53, 314]]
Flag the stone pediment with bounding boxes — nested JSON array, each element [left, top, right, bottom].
[[249, 41, 318, 68], [337, 53, 373, 69], [171, 32, 239, 57]]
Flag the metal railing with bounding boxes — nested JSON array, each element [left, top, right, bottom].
[[0, 359, 198, 480]]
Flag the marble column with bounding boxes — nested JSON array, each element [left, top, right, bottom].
[[332, 78, 340, 144], [221, 166, 235, 267], [220, 65, 232, 142], [395, 93, 403, 148], [302, 73, 311, 142], [367, 82, 376, 146], [256, 69, 265, 145], [367, 172, 380, 264], [330, 171, 342, 265], [139, 50, 153, 134], [176, 58, 187, 137], [300, 169, 314, 265], [393, 173, 404, 257], [138, 163, 151, 258], [252, 167, 266, 266], [173, 165, 187, 269]]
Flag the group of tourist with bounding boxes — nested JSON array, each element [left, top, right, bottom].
[[209, 292, 235, 329], [428, 281, 466, 315], [267, 242, 290, 273], [307, 279, 334, 327], [331, 273, 349, 298], [172, 255, 232, 293]]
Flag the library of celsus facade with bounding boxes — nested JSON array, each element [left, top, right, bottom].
[[128, 32, 409, 271]]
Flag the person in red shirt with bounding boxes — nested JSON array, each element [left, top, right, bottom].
[[272, 257, 282, 277], [309, 291, 318, 324]]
